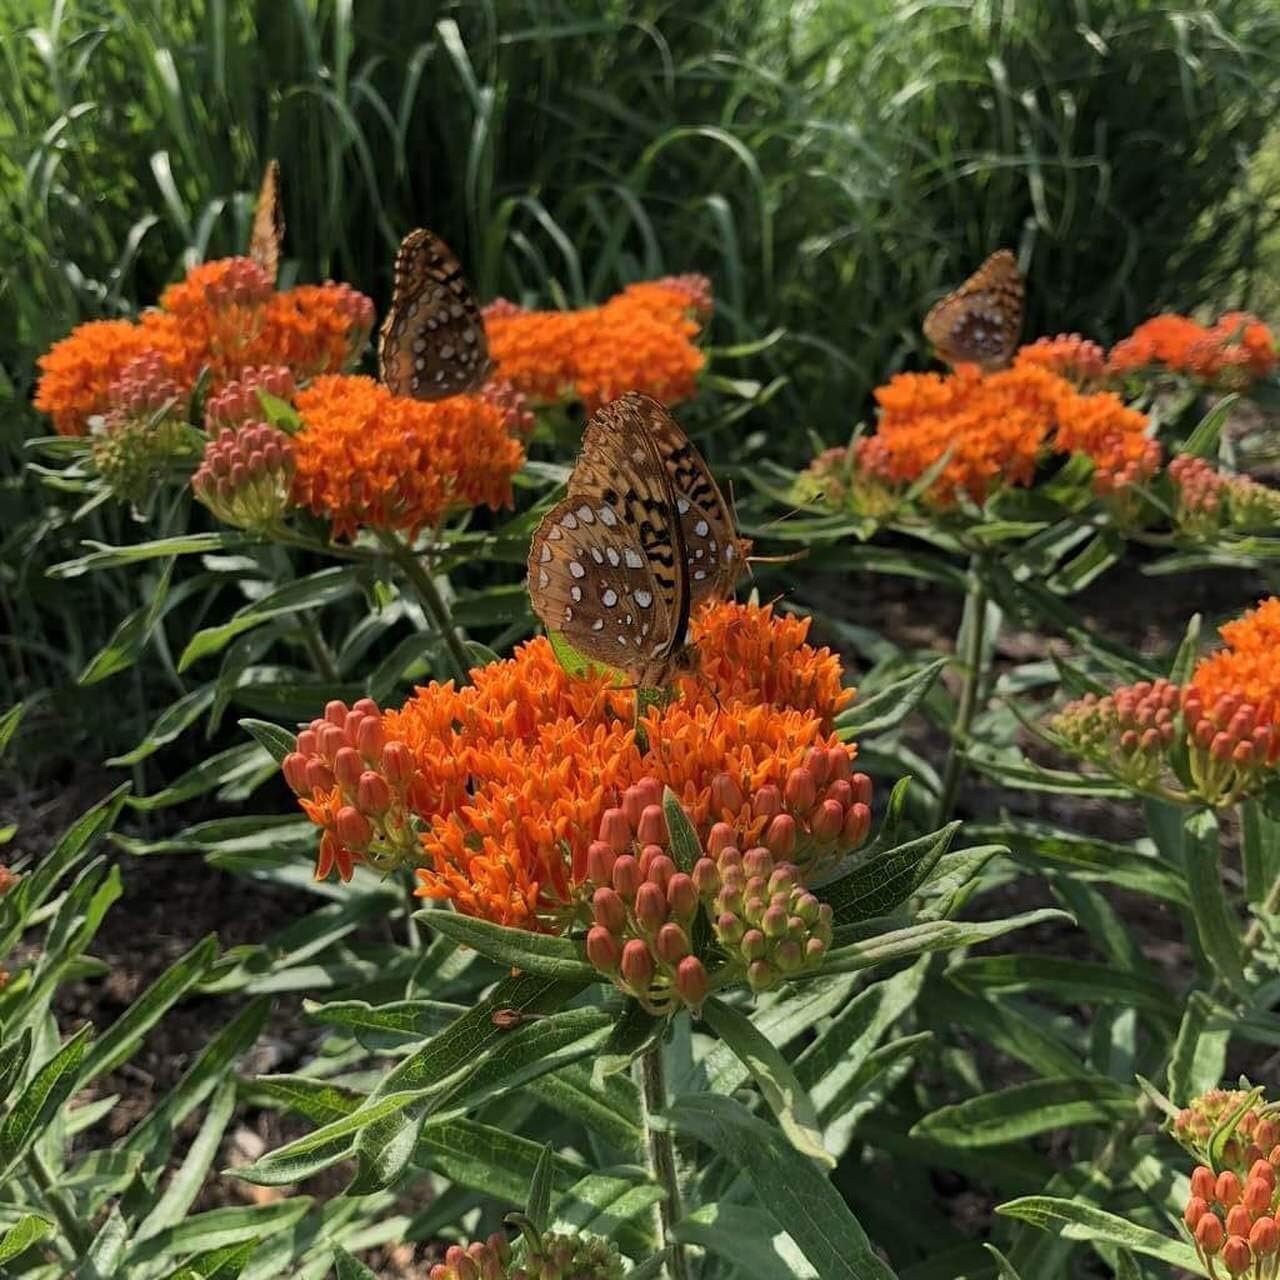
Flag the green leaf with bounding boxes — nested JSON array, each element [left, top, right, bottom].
[[0, 1214, 51, 1264], [125, 1201, 311, 1266], [547, 629, 617, 680], [525, 1143, 554, 1233], [77, 1205, 128, 1280], [816, 910, 1070, 977], [835, 658, 946, 737], [912, 1078, 1139, 1147], [822, 825, 961, 923], [675, 1203, 817, 1280], [48, 533, 245, 578], [702, 998, 832, 1167], [949, 955, 1172, 1015], [238, 718, 296, 766], [166, 1239, 258, 1280], [0, 1023, 94, 1177], [416, 910, 597, 981], [995, 1197, 1199, 1270], [1180, 393, 1238, 459], [107, 685, 216, 766], [331, 1248, 381, 1280], [1241, 799, 1280, 906], [1168, 613, 1203, 685], [78, 559, 175, 684], [592, 999, 664, 1083], [663, 786, 702, 873], [0, 1029, 33, 1107], [1183, 809, 1245, 994], [664, 1094, 896, 1279], [1167, 992, 1229, 1104], [0, 704, 24, 759], [179, 567, 361, 670], [983, 1244, 1026, 1280], [127, 743, 270, 812]]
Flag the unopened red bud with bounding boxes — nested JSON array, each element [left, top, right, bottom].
[[1230, 709, 1257, 739], [587, 840, 616, 887], [1185, 1196, 1209, 1230], [282, 752, 310, 794], [1195, 718, 1216, 748], [1243, 1113, 1259, 1136], [802, 746, 832, 786], [667, 873, 698, 921], [357, 770, 392, 815], [1119, 729, 1139, 752], [612, 854, 641, 898], [621, 785, 646, 830], [710, 771, 744, 815], [1222, 1235, 1251, 1275], [692, 857, 720, 897], [785, 767, 817, 813], [754, 784, 782, 819], [381, 740, 414, 783], [324, 699, 349, 727], [1247, 1144, 1265, 1167], [599, 807, 632, 852], [765, 813, 797, 857], [1227, 1204, 1253, 1239], [1140, 728, 1161, 752], [355, 716, 385, 759], [485, 1232, 509, 1263], [707, 822, 736, 855], [334, 746, 363, 790], [295, 728, 319, 756], [647, 853, 676, 892], [1196, 1214, 1225, 1254], [1218, 1171, 1244, 1207], [335, 806, 372, 849], [1251, 1217, 1279, 1256], [592, 887, 627, 934], [805, 936, 827, 963], [586, 925, 621, 972], [620, 938, 654, 991], [1271, 1144, 1280, 1166], [741, 928, 767, 961], [637, 803, 667, 846], [1212, 732, 1234, 761], [1233, 741, 1256, 767], [810, 799, 844, 841], [675, 956, 708, 1010], [305, 760, 336, 793], [319, 723, 347, 759], [743, 847, 773, 879], [775, 939, 804, 973], [655, 922, 690, 963], [716, 911, 744, 945], [825, 778, 853, 808], [635, 777, 663, 809], [1245, 1178, 1272, 1216], [1253, 1159, 1277, 1190], [717, 846, 742, 870], [768, 865, 797, 896], [762, 905, 789, 938], [1192, 1166, 1217, 1201], [1258, 1120, 1279, 1151], [851, 772, 872, 806], [843, 802, 872, 847], [634, 882, 667, 933]]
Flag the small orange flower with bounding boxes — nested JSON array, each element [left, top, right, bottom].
[[257, 282, 374, 380], [290, 374, 524, 538], [1014, 333, 1106, 386], [1051, 387, 1160, 495], [485, 279, 707, 411], [1109, 312, 1277, 387], [34, 320, 170, 436], [1189, 597, 1280, 732]]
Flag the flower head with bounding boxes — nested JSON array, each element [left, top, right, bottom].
[[290, 374, 524, 538], [193, 422, 296, 531], [1014, 333, 1107, 386], [1188, 597, 1280, 734], [1109, 313, 1277, 388], [1168, 456, 1280, 536], [204, 365, 297, 431]]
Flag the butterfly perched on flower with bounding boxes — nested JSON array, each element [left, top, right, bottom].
[[249, 159, 284, 285], [378, 228, 494, 401], [528, 391, 750, 688], [923, 249, 1024, 371]]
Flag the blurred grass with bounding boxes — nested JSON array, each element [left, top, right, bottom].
[[3, 0, 1280, 765]]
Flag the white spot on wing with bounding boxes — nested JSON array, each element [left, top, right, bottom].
[[539, 545, 552, 563], [694, 569, 707, 581], [598, 507, 617, 527], [694, 519, 709, 537], [592, 619, 604, 631], [571, 586, 582, 602], [606, 548, 620, 567], [576, 505, 595, 524], [569, 561, 586, 579], [624, 549, 643, 569], [561, 512, 578, 530], [538, 569, 550, 589], [602, 589, 618, 607], [635, 590, 652, 607], [677, 497, 690, 514]]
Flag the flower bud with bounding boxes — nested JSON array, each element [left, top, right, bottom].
[[335, 806, 372, 849], [810, 799, 844, 841], [1257, 1119, 1279, 1151], [742, 848, 774, 879], [586, 926, 620, 973], [753, 784, 782, 819], [599, 807, 632, 852], [1184, 1196, 1209, 1230], [851, 772, 873, 806], [1192, 1166, 1217, 1202], [381, 740, 415, 783], [592, 887, 627, 934], [843, 802, 872, 847], [1196, 1213, 1225, 1255], [1218, 1171, 1244, 1207], [1222, 1235, 1252, 1275], [356, 715, 385, 760], [741, 929, 767, 961], [667, 873, 698, 921], [1251, 1216, 1279, 1257], [716, 911, 744, 946], [675, 956, 708, 1011], [707, 822, 736, 855], [762, 905, 789, 939], [586, 840, 616, 887], [774, 939, 803, 973], [710, 771, 744, 816], [356, 770, 392, 816], [283, 752, 310, 794], [1244, 1177, 1272, 1216], [1227, 1205, 1253, 1239], [785, 767, 817, 813], [621, 785, 646, 831], [620, 939, 654, 992], [612, 854, 641, 898], [647, 854, 676, 893], [655, 922, 690, 964], [634, 882, 667, 933], [692, 857, 721, 898], [636, 803, 667, 846], [334, 746, 363, 791], [747, 959, 774, 992], [1253, 1159, 1277, 1190], [765, 813, 797, 857]]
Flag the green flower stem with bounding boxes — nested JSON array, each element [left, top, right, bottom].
[[26, 1147, 90, 1254], [295, 612, 340, 682], [638, 1044, 690, 1280], [934, 557, 989, 826], [376, 529, 473, 686]]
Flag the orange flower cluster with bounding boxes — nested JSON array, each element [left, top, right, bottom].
[[290, 375, 525, 539], [34, 258, 375, 437], [857, 362, 1157, 504], [1108, 312, 1276, 387], [1014, 333, 1106, 386], [484, 278, 707, 411], [287, 602, 858, 934], [1189, 597, 1280, 733]]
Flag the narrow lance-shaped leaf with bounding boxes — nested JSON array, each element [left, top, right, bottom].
[[996, 1196, 1199, 1270], [1183, 809, 1246, 995]]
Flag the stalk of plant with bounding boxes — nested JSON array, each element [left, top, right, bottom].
[[637, 1043, 691, 1280]]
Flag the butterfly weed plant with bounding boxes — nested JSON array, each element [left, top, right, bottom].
[[8, 98, 1280, 1280]]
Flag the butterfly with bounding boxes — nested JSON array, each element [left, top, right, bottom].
[[378, 228, 494, 400], [527, 391, 750, 688], [923, 249, 1024, 371], [249, 159, 284, 284]]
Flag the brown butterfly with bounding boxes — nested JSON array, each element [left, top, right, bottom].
[[923, 249, 1024, 371], [527, 392, 750, 688], [378, 228, 494, 401], [249, 159, 284, 284]]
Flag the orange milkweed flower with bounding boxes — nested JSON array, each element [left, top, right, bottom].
[[1188, 597, 1280, 733], [290, 374, 524, 539], [1014, 333, 1107, 386], [34, 320, 171, 436], [484, 279, 708, 411], [1051, 387, 1160, 495], [1108, 312, 1277, 387], [257, 282, 374, 380]]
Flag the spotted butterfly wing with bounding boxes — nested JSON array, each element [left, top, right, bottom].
[[249, 159, 284, 284], [378, 228, 494, 401], [643, 412, 751, 606], [923, 249, 1024, 371], [528, 393, 692, 685]]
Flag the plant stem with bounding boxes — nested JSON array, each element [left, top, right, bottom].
[[638, 1044, 690, 1280], [376, 530, 472, 686], [934, 557, 988, 826], [295, 612, 340, 682], [26, 1147, 90, 1253]]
